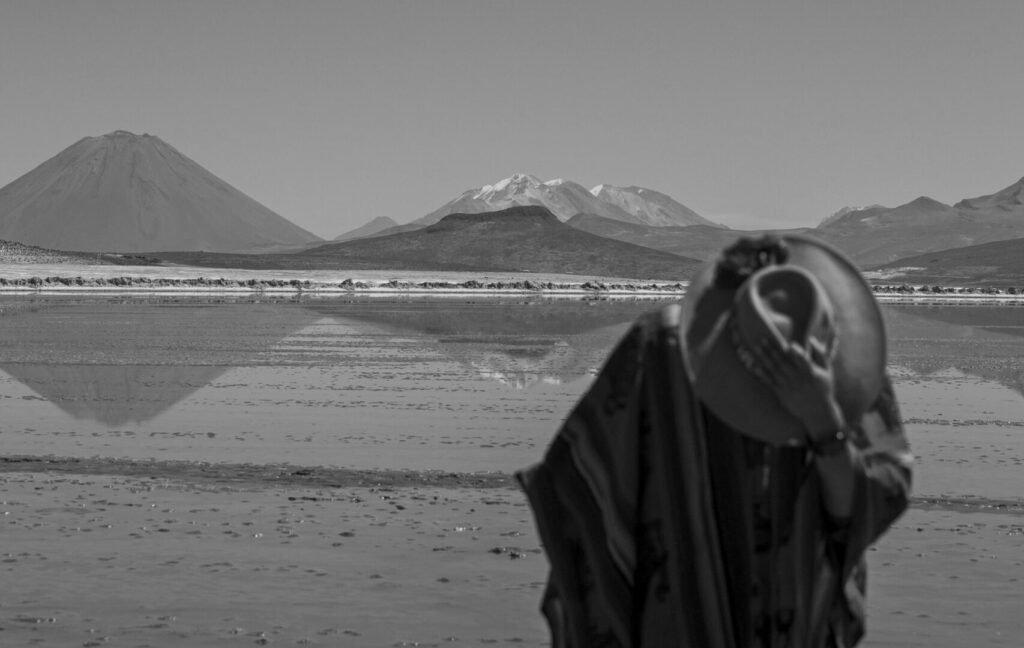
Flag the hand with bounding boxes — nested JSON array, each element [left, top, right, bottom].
[[747, 337, 845, 440]]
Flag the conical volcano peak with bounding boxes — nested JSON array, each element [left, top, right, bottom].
[[62, 130, 175, 163], [94, 130, 161, 146], [0, 133, 321, 252], [106, 129, 146, 138]]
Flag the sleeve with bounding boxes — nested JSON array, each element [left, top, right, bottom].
[[840, 374, 914, 570], [818, 376, 913, 647]]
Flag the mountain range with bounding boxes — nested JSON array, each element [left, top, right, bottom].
[[0, 131, 322, 253], [809, 181, 1024, 266], [155, 205, 701, 280], [301, 205, 701, 278], [335, 170, 1024, 270], [1, 132, 1022, 283], [334, 172, 720, 240]]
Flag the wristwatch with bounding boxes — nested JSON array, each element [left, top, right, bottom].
[[810, 427, 849, 457]]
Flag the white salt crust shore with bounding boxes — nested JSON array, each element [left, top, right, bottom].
[[0, 263, 1021, 302]]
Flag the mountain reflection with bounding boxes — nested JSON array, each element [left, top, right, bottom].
[[3, 364, 231, 426], [1, 297, 1019, 427], [304, 297, 664, 389], [883, 305, 1024, 398], [0, 297, 323, 426], [0, 296, 665, 425]]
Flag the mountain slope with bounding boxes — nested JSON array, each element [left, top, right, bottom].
[[955, 176, 1024, 214], [812, 177, 1024, 266], [870, 237, 1024, 287], [812, 197, 983, 265], [300, 205, 700, 279], [334, 216, 399, 241], [567, 213, 806, 261], [0, 130, 322, 252], [589, 184, 720, 227]]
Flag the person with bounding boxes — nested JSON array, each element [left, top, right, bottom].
[[516, 235, 913, 648]]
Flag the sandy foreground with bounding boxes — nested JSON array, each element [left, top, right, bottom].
[[0, 457, 1020, 648], [0, 463, 542, 648]]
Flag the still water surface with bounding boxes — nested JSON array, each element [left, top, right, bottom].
[[1, 296, 1022, 500]]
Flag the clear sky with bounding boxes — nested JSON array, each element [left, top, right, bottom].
[[1, 0, 1022, 238]]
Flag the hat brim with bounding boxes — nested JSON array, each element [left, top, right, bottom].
[[684, 234, 885, 445]]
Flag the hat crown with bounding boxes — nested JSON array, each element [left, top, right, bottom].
[[735, 266, 835, 360]]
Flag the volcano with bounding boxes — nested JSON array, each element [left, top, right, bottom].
[[0, 131, 321, 253]]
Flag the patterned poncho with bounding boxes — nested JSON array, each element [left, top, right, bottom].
[[517, 304, 912, 648]]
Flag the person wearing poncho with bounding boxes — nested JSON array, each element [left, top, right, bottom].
[[517, 236, 913, 648]]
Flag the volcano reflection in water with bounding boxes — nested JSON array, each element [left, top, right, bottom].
[[0, 296, 668, 426]]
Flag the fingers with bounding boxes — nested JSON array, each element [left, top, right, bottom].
[[749, 338, 803, 388], [807, 337, 832, 368]]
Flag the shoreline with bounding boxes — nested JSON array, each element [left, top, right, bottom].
[[0, 275, 1023, 303], [3, 454, 1021, 514], [0, 262, 1021, 300]]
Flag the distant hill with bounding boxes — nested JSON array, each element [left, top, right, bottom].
[[818, 204, 885, 228], [1, 239, 105, 265], [811, 177, 1024, 266], [565, 177, 1024, 271], [298, 205, 700, 279], [0, 130, 322, 253], [334, 216, 399, 242], [0, 239, 161, 266], [155, 206, 700, 279], [870, 237, 1024, 287], [567, 213, 807, 261], [812, 197, 976, 265]]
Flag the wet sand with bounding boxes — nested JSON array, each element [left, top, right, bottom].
[[1, 463, 544, 647], [1, 457, 1022, 647]]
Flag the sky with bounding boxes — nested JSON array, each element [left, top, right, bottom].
[[1, 0, 1022, 239]]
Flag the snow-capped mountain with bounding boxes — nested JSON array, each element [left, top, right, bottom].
[[413, 173, 640, 226], [411, 173, 710, 228], [590, 184, 721, 228]]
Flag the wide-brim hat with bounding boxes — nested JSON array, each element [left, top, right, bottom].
[[682, 234, 886, 446]]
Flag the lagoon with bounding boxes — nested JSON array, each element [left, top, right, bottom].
[[2, 296, 1022, 497], [1, 295, 1022, 646]]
